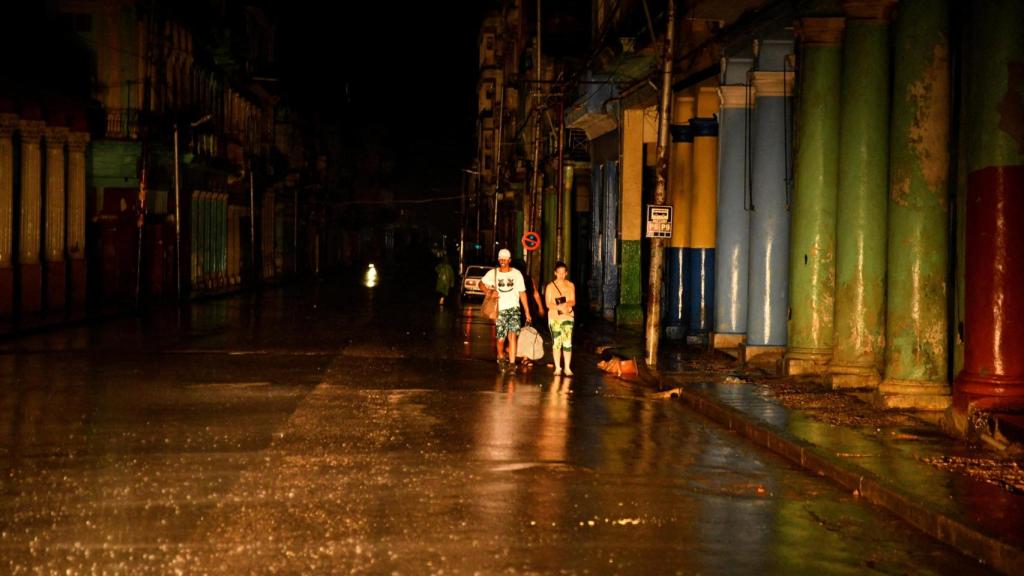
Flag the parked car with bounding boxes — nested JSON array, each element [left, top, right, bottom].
[[461, 265, 492, 299]]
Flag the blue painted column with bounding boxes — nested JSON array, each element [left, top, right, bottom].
[[745, 40, 794, 360], [713, 58, 753, 351], [602, 160, 619, 321], [665, 93, 695, 340]]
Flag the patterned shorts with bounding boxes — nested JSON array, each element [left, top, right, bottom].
[[496, 308, 522, 339], [549, 318, 574, 351]]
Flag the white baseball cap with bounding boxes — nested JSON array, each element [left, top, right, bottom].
[[498, 248, 512, 260]]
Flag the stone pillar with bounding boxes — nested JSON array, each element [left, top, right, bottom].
[[784, 18, 845, 376], [602, 161, 619, 321], [18, 119, 45, 314], [953, 0, 1024, 420], [0, 114, 16, 317], [877, 0, 952, 410], [743, 39, 794, 363], [561, 164, 573, 274], [618, 107, 645, 325], [665, 93, 695, 340], [713, 58, 753, 352], [686, 86, 720, 341], [67, 131, 89, 306], [829, 0, 896, 389], [44, 126, 69, 309]]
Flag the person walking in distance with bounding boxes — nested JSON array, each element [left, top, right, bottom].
[[435, 255, 454, 305], [545, 261, 576, 376], [479, 249, 532, 370]]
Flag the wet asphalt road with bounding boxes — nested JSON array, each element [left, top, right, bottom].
[[0, 267, 993, 574]]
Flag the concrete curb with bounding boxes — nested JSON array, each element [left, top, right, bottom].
[[638, 367, 1023, 575]]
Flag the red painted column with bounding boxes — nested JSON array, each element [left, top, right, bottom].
[[954, 0, 1024, 416]]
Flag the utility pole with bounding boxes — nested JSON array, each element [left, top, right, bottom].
[[459, 168, 480, 274], [644, 0, 676, 367], [527, 0, 543, 279], [529, 102, 542, 253], [459, 170, 466, 275]]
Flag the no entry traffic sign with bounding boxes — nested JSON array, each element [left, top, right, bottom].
[[522, 231, 541, 251]]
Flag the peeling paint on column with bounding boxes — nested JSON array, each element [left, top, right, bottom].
[[883, 0, 951, 393], [785, 18, 843, 376], [618, 239, 643, 325], [997, 62, 1024, 149], [830, 11, 892, 389]]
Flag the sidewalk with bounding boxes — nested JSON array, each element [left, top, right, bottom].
[[586, 321, 1024, 575]]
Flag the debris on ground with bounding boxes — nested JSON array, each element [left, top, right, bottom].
[[921, 456, 1024, 494]]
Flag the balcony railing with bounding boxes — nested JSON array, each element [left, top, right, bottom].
[[104, 108, 140, 140]]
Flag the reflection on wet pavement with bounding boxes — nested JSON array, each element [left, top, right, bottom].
[[0, 275, 993, 574]]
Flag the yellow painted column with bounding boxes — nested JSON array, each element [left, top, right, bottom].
[[0, 114, 16, 316], [44, 126, 69, 308], [618, 107, 647, 325], [44, 127, 68, 263], [67, 131, 89, 306], [670, 95, 696, 249], [66, 132, 89, 260], [18, 119, 45, 313], [687, 86, 721, 335], [691, 87, 720, 249], [665, 94, 695, 339]]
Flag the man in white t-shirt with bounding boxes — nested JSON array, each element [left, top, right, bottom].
[[479, 248, 532, 370]]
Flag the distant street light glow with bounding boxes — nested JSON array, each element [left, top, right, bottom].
[[363, 263, 378, 288]]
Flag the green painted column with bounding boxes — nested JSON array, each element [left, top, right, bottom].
[[784, 18, 845, 377], [829, 0, 895, 389], [515, 208, 524, 260], [953, 79, 967, 380], [878, 0, 951, 410], [620, 240, 642, 322], [561, 164, 573, 272]]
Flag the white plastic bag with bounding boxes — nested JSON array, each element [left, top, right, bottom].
[[516, 325, 545, 361]]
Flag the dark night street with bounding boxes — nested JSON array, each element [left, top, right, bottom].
[[0, 269, 991, 574], [2, 0, 1023, 573]]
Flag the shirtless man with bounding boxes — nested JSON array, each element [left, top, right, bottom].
[[544, 261, 576, 376]]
